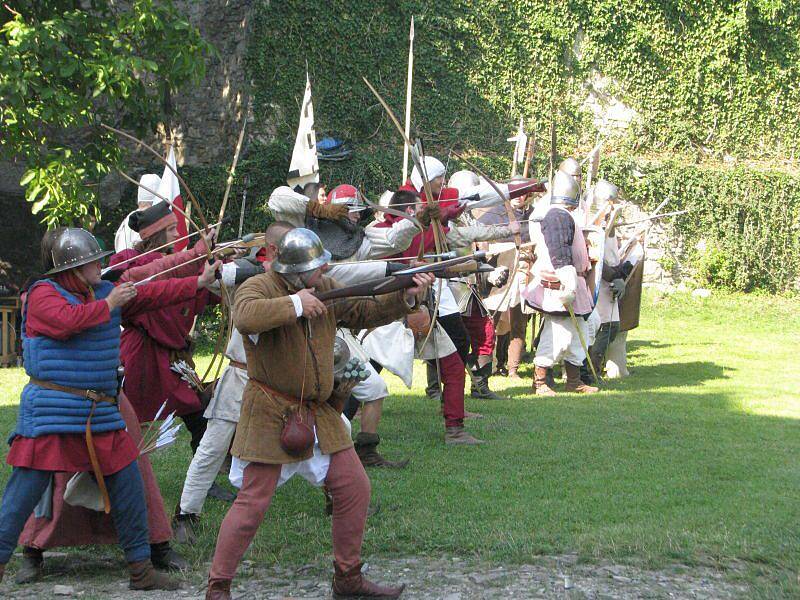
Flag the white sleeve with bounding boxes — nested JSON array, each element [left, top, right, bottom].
[[267, 186, 309, 227], [446, 224, 513, 248], [289, 294, 303, 317], [460, 179, 511, 210], [364, 220, 419, 258], [326, 262, 386, 285]]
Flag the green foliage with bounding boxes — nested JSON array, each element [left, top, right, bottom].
[[0, 0, 212, 226], [248, 0, 800, 161], [599, 157, 800, 292]]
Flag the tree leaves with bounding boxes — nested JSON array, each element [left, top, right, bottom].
[[0, 0, 213, 227]]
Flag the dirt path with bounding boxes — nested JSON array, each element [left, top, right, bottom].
[[0, 552, 752, 599]]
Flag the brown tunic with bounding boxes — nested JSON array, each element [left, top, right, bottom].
[[232, 270, 414, 464]]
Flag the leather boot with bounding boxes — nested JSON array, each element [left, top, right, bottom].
[[332, 562, 405, 598], [128, 559, 180, 590], [205, 578, 232, 600], [208, 481, 237, 502], [534, 366, 556, 396], [172, 511, 200, 545], [445, 426, 485, 445], [564, 362, 599, 393], [425, 362, 441, 401], [15, 547, 43, 584], [579, 359, 595, 386], [470, 363, 501, 400], [150, 541, 189, 570], [354, 432, 409, 469]]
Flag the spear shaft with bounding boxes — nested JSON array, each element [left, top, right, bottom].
[[402, 16, 415, 184]]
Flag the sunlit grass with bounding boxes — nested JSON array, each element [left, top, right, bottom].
[[0, 289, 798, 595]]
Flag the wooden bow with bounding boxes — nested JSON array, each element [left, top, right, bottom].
[[451, 149, 523, 319], [363, 77, 448, 370], [102, 123, 228, 389]]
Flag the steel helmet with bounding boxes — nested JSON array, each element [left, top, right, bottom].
[[332, 336, 351, 375], [45, 228, 113, 275], [549, 171, 581, 207], [271, 228, 331, 274], [592, 179, 620, 205], [558, 157, 581, 179]]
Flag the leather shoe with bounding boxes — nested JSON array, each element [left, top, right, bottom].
[[150, 542, 189, 571], [332, 562, 405, 598], [208, 482, 237, 502], [15, 547, 43, 584], [205, 578, 232, 600]]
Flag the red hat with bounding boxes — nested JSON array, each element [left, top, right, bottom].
[[327, 184, 366, 211]]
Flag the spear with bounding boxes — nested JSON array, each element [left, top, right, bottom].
[[402, 16, 415, 184], [217, 113, 248, 238], [617, 208, 689, 227]]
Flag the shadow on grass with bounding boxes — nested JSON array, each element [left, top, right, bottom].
[[1, 377, 799, 584], [497, 360, 729, 399]]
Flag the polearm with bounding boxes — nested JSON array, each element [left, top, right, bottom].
[[401, 16, 415, 184], [101, 219, 226, 275], [217, 113, 248, 238], [238, 177, 249, 238], [566, 303, 601, 384], [617, 209, 689, 227]]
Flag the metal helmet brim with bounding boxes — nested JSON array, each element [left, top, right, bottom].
[[270, 227, 332, 274], [44, 228, 114, 275]]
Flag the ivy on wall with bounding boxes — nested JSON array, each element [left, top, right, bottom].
[[248, 0, 800, 160], [600, 157, 800, 293], [96, 0, 800, 294]]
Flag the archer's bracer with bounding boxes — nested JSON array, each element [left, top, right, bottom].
[[45, 228, 113, 275], [271, 228, 331, 274]]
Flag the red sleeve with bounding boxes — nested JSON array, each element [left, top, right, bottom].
[[121, 276, 201, 317], [109, 249, 138, 267], [25, 284, 110, 340], [119, 247, 204, 283]]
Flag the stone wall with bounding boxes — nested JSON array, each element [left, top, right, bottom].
[[156, 0, 256, 166]]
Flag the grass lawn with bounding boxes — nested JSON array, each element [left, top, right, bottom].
[[1, 290, 799, 595]]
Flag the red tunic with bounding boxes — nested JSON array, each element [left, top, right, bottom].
[[112, 247, 217, 422], [19, 391, 173, 548], [6, 273, 201, 475], [386, 182, 461, 257]]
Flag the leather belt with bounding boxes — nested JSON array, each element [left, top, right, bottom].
[[228, 359, 247, 372], [252, 379, 302, 404], [29, 378, 117, 404], [540, 279, 561, 290], [29, 377, 116, 514]]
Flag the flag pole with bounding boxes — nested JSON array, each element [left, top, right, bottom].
[[402, 16, 415, 184]]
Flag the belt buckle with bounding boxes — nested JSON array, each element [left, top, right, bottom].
[[85, 389, 100, 402]]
